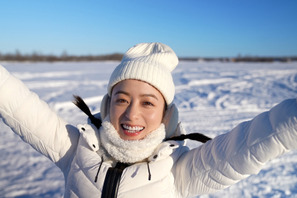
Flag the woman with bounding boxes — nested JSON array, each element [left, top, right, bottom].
[[0, 42, 297, 198]]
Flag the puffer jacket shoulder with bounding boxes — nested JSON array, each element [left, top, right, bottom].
[[173, 98, 297, 197], [0, 65, 79, 171]]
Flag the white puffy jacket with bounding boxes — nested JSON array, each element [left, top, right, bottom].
[[1, 65, 297, 198]]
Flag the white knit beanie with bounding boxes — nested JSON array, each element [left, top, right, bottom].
[[107, 42, 179, 105]]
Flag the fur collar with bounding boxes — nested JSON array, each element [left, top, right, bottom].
[[99, 117, 166, 163]]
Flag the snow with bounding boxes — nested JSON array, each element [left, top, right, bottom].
[[0, 61, 297, 197]]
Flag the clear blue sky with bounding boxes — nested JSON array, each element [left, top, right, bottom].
[[1, 0, 297, 57]]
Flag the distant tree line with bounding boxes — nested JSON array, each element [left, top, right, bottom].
[[0, 50, 296, 62], [0, 50, 123, 62], [180, 56, 297, 63]]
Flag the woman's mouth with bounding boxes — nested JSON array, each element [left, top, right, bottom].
[[121, 124, 144, 136]]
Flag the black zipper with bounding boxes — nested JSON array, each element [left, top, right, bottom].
[[101, 162, 129, 198]]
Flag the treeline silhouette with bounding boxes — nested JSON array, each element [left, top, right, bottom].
[[180, 56, 297, 63], [0, 51, 296, 62], [0, 51, 123, 62]]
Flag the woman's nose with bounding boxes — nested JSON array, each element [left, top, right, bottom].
[[124, 103, 139, 120]]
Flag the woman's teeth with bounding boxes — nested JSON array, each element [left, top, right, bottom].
[[122, 124, 144, 133]]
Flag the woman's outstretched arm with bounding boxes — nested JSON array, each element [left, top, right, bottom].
[[174, 98, 297, 197], [0, 65, 79, 170]]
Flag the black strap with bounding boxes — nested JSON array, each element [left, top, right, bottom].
[[72, 95, 212, 144], [165, 133, 212, 143], [101, 162, 129, 198]]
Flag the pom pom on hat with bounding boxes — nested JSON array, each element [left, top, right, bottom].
[[107, 42, 178, 105]]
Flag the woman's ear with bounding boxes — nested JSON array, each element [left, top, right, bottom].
[[100, 94, 110, 120]]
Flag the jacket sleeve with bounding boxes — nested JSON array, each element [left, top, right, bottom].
[[0, 65, 79, 170], [173, 98, 297, 197]]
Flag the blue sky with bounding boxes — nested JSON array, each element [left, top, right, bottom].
[[1, 0, 297, 57]]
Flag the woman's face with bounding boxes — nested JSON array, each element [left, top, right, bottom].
[[109, 79, 165, 140]]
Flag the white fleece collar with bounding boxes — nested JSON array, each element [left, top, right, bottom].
[[99, 117, 166, 163]]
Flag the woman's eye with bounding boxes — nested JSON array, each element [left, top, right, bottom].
[[143, 101, 154, 106], [116, 99, 128, 104]]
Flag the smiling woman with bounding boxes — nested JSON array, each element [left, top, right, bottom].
[[0, 42, 297, 198], [110, 79, 165, 140]]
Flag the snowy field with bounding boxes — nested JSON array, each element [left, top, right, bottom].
[[0, 61, 297, 198]]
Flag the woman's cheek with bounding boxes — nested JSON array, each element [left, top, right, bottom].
[[147, 111, 163, 124]]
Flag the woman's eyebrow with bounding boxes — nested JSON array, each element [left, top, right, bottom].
[[114, 90, 130, 96], [140, 94, 159, 100], [115, 91, 158, 100]]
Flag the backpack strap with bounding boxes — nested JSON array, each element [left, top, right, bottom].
[[165, 133, 212, 143]]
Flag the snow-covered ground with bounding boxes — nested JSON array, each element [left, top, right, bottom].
[[0, 61, 297, 198]]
